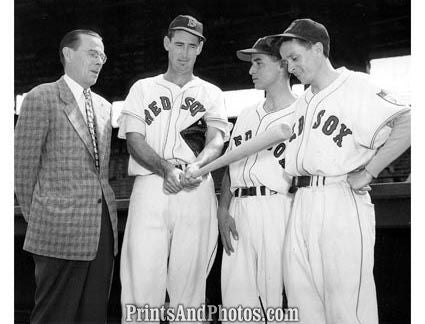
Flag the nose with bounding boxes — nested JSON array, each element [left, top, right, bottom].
[[181, 46, 189, 59], [249, 64, 255, 75], [287, 61, 295, 73]]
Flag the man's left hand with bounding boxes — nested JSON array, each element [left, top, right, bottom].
[[347, 169, 373, 194]]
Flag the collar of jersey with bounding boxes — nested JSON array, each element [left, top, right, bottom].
[[156, 74, 202, 91], [305, 67, 350, 103]]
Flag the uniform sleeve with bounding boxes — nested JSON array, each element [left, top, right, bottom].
[[14, 88, 49, 220], [117, 114, 146, 139], [117, 81, 147, 139], [365, 109, 411, 177], [203, 87, 231, 138], [224, 104, 258, 153], [353, 76, 410, 149], [225, 121, 238, 153]]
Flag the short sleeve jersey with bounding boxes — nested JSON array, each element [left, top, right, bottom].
[[118, 74, 229, 176], [285, 67, 410, 176], [228, 99, 296, 194]]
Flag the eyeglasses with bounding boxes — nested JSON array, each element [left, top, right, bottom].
[[85, 49, 107, 64]]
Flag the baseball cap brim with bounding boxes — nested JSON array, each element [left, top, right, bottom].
[[236, 48, 274, 62], [170, 27, 206, 41], [265, 32, 315, 43]]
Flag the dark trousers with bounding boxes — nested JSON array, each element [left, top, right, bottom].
[[30, 199, 114, 324]]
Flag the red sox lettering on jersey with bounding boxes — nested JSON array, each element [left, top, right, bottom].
[[232, 129, 286, 168], [288, 110, 353, 147], [145, 96, 206, 125], [222, 99, 295, 316], [228, 99, 295, 194], [119, 75, 228, 176], [118, 73, 229, 317], [284, 67, 410, 177]]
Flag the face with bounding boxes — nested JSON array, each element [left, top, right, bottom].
[[279, 39, 320, 85], [164, 30, 203, 74], [248, 53, 285, 90], [63, 34, 106, 88]]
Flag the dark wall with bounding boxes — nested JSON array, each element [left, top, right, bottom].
[[15, 0, 410, 101]]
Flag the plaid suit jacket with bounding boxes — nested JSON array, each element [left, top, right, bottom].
[[14, 77, 118, 260]]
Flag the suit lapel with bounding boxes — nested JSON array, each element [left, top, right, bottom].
[[58, 77, 96, 161]]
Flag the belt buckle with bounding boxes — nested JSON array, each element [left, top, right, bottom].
[[269, 189, 278, 195], [288, 176, 310, 193]]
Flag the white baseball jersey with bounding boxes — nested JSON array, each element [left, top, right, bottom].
[[118, 74, 228, 322], [228, 98, 296, 194], [118, 74, 229, 174], [285, 67, 410, 176], [283, 67, 410, 324], [221, 99, 295, 320]]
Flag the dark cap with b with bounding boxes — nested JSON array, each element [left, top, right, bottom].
[[236, 37, 281, 62], [168, 15, 206, 41], [267, 18, 330, 55]]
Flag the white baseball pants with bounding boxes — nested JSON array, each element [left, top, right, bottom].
[[221, 192, 293, 323], [120, 174, 218, 323], [283, 179, 378, 324]]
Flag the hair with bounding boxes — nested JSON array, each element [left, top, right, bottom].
[[277, 37, 329, 58], [269, 45, 283, 62], [267, 54, 281, 62], [59, 29, 102, 67], [166, 29, 203, 44]]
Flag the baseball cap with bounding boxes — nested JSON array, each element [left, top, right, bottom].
[[236, 37, 281, 62], [266, 18, 330, 55], [168, 15, 206, 41]]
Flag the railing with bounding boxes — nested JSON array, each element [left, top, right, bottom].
[[14, 182, 410, 228]]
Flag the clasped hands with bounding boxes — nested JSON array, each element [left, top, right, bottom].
[[162, 163, 203, 194]]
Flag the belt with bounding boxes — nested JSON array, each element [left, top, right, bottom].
[[234, 186, 278, 198], [288, 175, 347, 193]]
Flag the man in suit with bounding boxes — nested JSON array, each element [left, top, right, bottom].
[[14, 29, 118, 324]]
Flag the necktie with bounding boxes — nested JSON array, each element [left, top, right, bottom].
[[83, 89, 100, 170]]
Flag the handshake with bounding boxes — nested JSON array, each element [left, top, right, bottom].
[[162, 163, 203, 194]]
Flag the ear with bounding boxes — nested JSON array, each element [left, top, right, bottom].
[[196, 41, 204, 55], [313, 42, 324, 56], [163, 36, 170, 51], [62, 47, 72, 64]]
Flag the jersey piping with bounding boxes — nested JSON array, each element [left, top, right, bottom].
[[296, 73, 350, 175], [172, 92, 186, 162], [155, 82, 175, 159], [247, 110, 295, 186], [349, 189, 365, 324], [241, 109, 261, 187], [369, 107, 410, 149]]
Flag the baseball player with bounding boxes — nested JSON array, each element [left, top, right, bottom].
[[263, 19, 411, 323], [218, 37, 296, 322], [117, 15, 229, 322]]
